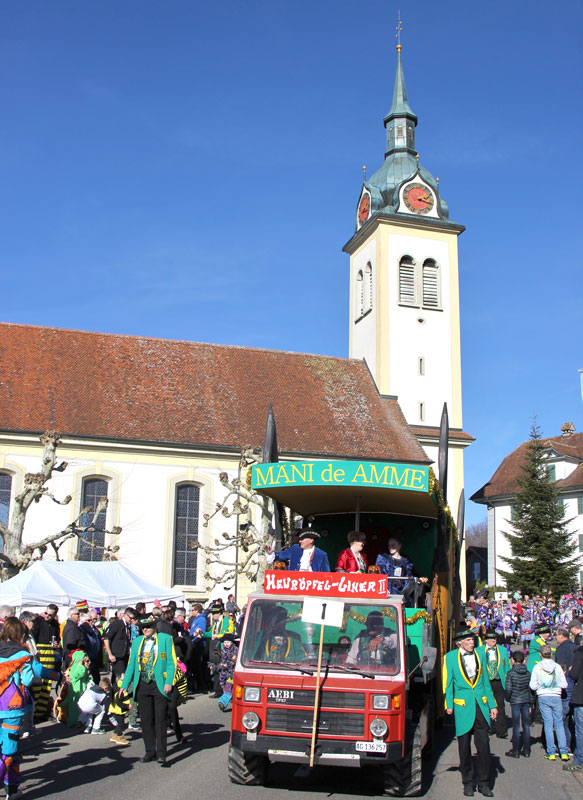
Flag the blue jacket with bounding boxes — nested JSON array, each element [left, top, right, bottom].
[[189, 614, 207, 641], [375, 552, 413, 594], [0, 641, 59, 718], [274, 544, 330, 572]]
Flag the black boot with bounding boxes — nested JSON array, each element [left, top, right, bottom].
[[505, 748, 519, 758]]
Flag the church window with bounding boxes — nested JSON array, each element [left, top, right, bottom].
[[397, 125, 404, 140], [173, 484, 199, 586], [407, 126, 414, 146], [418, 357, 425, 376], [356, 270, 364, 319], [79, 478, 108, 561], [365, 263, 373, 312], [0, 473, 11, 544], [399, 256, 417, 306], [422, 259, 441, 309]]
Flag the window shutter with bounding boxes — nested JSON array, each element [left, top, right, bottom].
[[399, 258, 417, 305], [422, 261, 440, 308]]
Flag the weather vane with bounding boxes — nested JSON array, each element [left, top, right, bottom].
[[395, 11, 403, 51]]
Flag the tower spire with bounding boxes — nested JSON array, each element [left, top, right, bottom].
[[383, 26, 417, 157]]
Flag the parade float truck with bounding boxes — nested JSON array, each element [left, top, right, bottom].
[[228, 459, 459, 796]]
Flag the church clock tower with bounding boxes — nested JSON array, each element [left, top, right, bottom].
[[344, 42, 470, 518]]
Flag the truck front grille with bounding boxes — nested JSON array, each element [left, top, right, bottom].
[[266, 709, 365, 737], [267, 689, 365, 709]]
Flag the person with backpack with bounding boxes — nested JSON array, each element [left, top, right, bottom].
[[529, 644, 569, 761], [504, 650, 533, 758]]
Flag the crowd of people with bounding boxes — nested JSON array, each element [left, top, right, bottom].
[[0, 593, 244, 798], [447, 587, 583, 797]]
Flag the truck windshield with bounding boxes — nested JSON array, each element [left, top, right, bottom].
[[241, 599, 401, 676]]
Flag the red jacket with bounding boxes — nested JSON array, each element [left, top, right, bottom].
[[336, 548, 368, 573]]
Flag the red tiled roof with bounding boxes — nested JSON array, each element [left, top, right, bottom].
[[0, 323, 430, 464], [471, 432, 583, 503], [557, 462, 583, 490]]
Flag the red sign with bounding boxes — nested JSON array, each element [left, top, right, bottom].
[[263, 570, 388, 599]]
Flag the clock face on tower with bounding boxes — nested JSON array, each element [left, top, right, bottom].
[[357, 192, 371, 228], [403, 183, 434, 215]]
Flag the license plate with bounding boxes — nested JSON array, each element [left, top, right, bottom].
[[355, 741, 387, 753]]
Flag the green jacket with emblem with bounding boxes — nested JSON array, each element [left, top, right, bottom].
[[443, 647, 497, 737], [121, 632, 177, 698], [527, 636, 554, 673], [476, 644, 511, 689]]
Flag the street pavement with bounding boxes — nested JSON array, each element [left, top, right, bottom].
[[19, 694, 583, 799]]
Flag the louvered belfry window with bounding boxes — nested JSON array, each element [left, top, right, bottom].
[[399, 256, 417, 306], [422, 259, 440, 309], [174, 484, 199, 585]]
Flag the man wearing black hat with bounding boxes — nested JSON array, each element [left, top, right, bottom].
[[336, 531, 368, 573], [264, 528, 330, 572], [120, 616, 177, 767], [444, 627, 497, 797], [527, 624, 552, 673], [476, 629, 510, 739]]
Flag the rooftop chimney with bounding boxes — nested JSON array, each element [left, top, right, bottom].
[[561, 422, 576, 437]]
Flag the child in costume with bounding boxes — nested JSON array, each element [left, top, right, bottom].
[[64, 650, 90, 728], [0, 617, 60, 799], [108, 676, 131, 746], [217, 635, 238, 711]]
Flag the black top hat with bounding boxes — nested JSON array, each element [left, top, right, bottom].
[[138, 616, 157, 631], [536, 624, 551, 635], [483, 627, 499, 641], [453, 625, 478, 644], [298, 529, 319, 541]]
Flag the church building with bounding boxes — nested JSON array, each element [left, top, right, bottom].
[[0, 45, 472, 601]]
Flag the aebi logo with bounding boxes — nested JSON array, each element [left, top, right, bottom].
[[267, 688, 295, 703]]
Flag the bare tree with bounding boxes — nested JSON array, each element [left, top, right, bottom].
[[197, 447, 296, 591], [466, 519, 488, 548], [0, 431, 122, 581]]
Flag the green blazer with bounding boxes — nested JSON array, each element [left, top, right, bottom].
[[527, 636, 554, 673], [476, 644, 511, 689], [443, 647, 497, 737], [121, 632, 177, 698]]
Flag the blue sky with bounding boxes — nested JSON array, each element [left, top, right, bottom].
[[1, 1, 582, 526]]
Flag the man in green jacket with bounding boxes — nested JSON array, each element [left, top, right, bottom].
[[444, 627, 497, 797], [476, 628, 510, 739], [526, 625, 552, 673], [121, 616, 176, 766]]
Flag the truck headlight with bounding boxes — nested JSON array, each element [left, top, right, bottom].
[[372, 694, 390, 710], [242, 711, 260, 731], [369, 717, 388, 738], [244, 686, 261, 703]]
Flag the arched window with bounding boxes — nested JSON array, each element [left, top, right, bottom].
[[174, 484, 200, 586], [79, 478, 108, 561], [356, 270, 364, 318], [0, 473, 12, 548], [365, 263, 373, 312], [422, 259, 441, 309], [399, 256, 417, 306]]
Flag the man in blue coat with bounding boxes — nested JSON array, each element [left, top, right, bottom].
[[265, 529, 330, 571]]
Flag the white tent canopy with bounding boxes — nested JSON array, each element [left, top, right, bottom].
[[0, 561, 185, 608]]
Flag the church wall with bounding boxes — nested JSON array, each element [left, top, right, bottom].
[[386, 230, 453, 431], [349, 235, 377, 376], [0, 436, 242, 602]]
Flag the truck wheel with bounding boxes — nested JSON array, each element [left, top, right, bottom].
[[228, 744, 267, 785], [382, 722, 422, 797]]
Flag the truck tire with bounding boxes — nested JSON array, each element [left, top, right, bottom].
[[382, 722, 422, 797], [228, 744, 267, 785]]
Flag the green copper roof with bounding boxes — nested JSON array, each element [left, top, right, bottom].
[[384, 47, 417, 124]]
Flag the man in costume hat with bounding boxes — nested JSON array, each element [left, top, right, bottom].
[[120, 616, 177, 767], [264, 528, 330, 572], [476, 628, 510, 739], [443, 626, 497, 797], [527, 624, 552, 673], [336, 531, 368, 573]]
